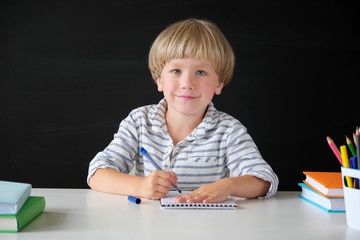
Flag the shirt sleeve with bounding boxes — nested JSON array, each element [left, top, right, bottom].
[[225, 121, 279, 199], [87, 111, 140, 185]]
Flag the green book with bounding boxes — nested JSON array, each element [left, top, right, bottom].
[[0, 196, 46, 232]]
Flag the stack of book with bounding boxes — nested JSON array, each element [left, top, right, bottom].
[[0, 180, 46, 232], [298, 171, 345, 212]]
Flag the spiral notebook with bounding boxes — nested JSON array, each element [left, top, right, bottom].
[[160, 191, 237, 209]]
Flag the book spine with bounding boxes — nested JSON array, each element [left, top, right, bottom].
[[16, 197, 46, 231]]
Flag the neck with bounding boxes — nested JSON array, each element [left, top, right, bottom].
[[165, 109, 206, 145]]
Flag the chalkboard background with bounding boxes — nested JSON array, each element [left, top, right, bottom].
[[1, 0, 359, 190]]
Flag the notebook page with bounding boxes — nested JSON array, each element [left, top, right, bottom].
[[160, 191, 237, 209]]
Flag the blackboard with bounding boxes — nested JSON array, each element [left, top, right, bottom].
[[1, 0, 359, 190]]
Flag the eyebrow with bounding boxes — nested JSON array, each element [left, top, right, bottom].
[[168, 62, 212, 69]]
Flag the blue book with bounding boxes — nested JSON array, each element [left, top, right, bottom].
[[298, 183, 345, 213], [0, 181, 32, 215]]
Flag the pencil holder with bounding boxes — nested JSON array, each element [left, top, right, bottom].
[[341, 167, 360, 231]]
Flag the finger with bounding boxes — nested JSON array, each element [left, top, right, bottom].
[[174, 196, 186, 203], [174, 191, 194, 203], [170, 171, 178, 179], [149, 191, 168, 200], [186, 195, 208, 203], [202, 194, 229, 203], [202, 196, 216, 203], [162, 171, 178, 184], [154, 184, 172, 195], [145, 171, 173, 193], [156, 177, 174, 189], [174, 192, 206, 203], [143, 180, 172, 199], [157, 174, 179, 190], [152, 170, 178, 182]]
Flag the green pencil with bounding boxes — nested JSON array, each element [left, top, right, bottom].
[[346, 135, 356, 157]]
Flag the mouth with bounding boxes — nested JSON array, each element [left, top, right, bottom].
[[177, 95, 198, 100]]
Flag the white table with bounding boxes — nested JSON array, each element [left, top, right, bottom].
[[0, 189, 359, 240]]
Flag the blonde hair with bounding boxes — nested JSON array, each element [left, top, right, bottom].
[[148, 18, 235, 86]]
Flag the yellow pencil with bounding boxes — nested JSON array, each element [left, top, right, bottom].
[[340, 145, 353, 188]]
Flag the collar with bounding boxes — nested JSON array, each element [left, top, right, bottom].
[[150, 98, 219, 139]]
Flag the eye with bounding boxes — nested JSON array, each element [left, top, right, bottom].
[[196, 70, 206, 76], [172, 69, 181, 74]]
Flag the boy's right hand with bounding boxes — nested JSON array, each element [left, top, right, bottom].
[[141, 170, 178, 199]]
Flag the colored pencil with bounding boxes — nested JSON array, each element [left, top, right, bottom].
[[326, 136, 343, 165], [353, 132, 357, 147], [346, 135, 357, 156], [356, 127, 360, 170], [340, 145, 353, 188]]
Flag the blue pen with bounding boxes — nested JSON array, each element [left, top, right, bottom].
[[140, 147, 182, 193], [128, 195, 141, 204]]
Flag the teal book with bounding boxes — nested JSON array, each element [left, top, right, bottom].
[[298, 183, 345, 213], [0, 196, 46, 232], [0, 181, 32, 215]]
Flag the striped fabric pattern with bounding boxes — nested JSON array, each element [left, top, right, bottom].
[[88, 99, 278, 198]]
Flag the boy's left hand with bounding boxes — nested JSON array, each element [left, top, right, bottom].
[[174, 178, 231, 203]]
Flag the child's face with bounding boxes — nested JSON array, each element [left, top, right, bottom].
[[156, 58, 223, 118]]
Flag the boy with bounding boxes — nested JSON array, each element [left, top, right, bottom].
[[88, 18, 278, 203]]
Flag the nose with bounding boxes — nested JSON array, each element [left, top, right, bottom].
[[180, 73, 194, 90]]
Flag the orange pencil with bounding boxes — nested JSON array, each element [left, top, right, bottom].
[[354, 132, 357, 147]]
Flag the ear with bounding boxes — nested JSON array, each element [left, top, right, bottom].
[[156, 78, 163, 92], [214, 82, 224, 95]]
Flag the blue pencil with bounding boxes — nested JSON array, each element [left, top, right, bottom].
[[140, 147, 182, 193], [349, 156, 359, 188]]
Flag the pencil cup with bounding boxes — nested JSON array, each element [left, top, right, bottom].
[[341, 167, 360, 231]]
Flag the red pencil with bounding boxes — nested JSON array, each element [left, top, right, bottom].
[[326, 136, 343, 166]]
